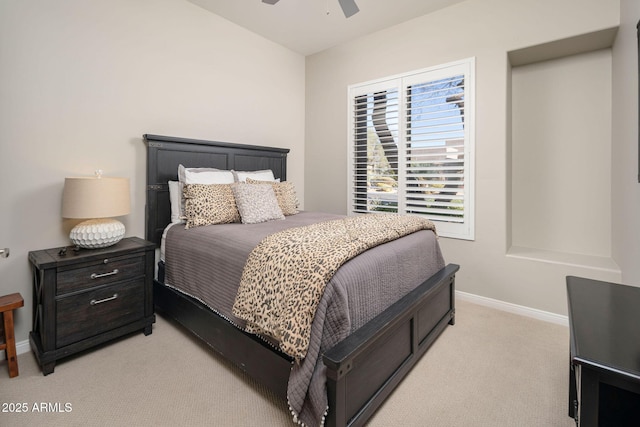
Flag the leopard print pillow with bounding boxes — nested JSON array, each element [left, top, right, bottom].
[[246, 178, 299, 215], [232, 183, 284, 224], [183, 184, 240, 229]]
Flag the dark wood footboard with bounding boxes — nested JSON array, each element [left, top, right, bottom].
[[154, 273, 292, 397], [154, 263, 458, 427], [323, 263, 459, 427]]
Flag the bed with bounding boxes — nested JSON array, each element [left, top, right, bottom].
[[144, 133, 459, 427]]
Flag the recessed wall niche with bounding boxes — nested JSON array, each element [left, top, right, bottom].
[[507, 28, 620, 272]]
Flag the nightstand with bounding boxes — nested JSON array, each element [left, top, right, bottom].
[[28, 237, 155, 375]]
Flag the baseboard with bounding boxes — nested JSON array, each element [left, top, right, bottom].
[[16, 339, 31, 356], [0, 338, 30, 358], [456, 291, 569, 327], [0, 339, 30, 359]]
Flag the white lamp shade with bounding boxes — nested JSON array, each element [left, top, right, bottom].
[[62, 176, 130, 249], [62, 177, 130, 219]]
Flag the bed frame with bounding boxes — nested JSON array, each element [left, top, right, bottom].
[[144, 133, 459, 427]]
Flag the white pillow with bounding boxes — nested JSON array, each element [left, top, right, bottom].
[[168, 181, 184, 224], [186, 170, 234, 185], [178, 164, 215, 184], [178, 164, 234, 185], [233, 169, 276, 183]]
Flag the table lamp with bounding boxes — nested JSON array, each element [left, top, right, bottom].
[[62, 170, 130, 249]]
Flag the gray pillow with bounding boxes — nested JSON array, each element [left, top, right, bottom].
[[232, 183, 284, 224]]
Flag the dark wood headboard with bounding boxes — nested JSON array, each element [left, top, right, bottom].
[[144, 134, 290, 246]]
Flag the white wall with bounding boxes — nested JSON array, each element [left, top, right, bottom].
[[612, 0, 640, 286], [305, 0, 622, 316], [0, 0, 305, 344], [511, 50, 612, 258]]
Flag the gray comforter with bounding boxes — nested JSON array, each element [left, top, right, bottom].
[[163, 211, 444, 427]]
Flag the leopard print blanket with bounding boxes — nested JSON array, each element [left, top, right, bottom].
[[232, 214, 436, 360]]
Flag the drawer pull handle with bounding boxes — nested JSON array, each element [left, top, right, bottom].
[[90, 293, 118, 306], [90, 269, 119, 280]]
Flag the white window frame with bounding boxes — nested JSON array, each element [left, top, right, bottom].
[[347, 58, 475, 240]]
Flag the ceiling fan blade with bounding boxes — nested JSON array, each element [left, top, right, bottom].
[[262, 0, 279, 4], [338, 0, 359, 18]]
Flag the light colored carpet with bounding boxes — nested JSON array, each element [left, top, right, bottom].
[[0, 300, 574, 426]]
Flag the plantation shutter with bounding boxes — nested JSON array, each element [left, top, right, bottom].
[[351, 81, 400, 214], [403, 65, 469, 230], [348, 58, 474, 240]]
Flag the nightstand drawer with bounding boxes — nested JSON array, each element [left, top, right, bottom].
[[56, 280, 145, 347], [56, 254, 144, 295]]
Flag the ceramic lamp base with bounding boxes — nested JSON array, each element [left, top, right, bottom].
[[69, 218, 125, 249]]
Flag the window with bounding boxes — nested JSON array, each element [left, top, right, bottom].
[[348, 58, 475, 240]]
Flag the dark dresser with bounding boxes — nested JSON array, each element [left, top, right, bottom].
[[29, 237, 155, 375], [567, 276, 640, 426]]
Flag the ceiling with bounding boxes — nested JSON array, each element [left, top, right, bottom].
[[188, 0, 466, 56]]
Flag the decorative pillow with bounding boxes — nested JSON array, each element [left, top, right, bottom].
[[168, 181, 185, 224], [183, 184, 240, 229], [232, 169, 276, 183], [246, 178, 299, 216], [232, 183, 284, 224], [177, 165, 235, 221]]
